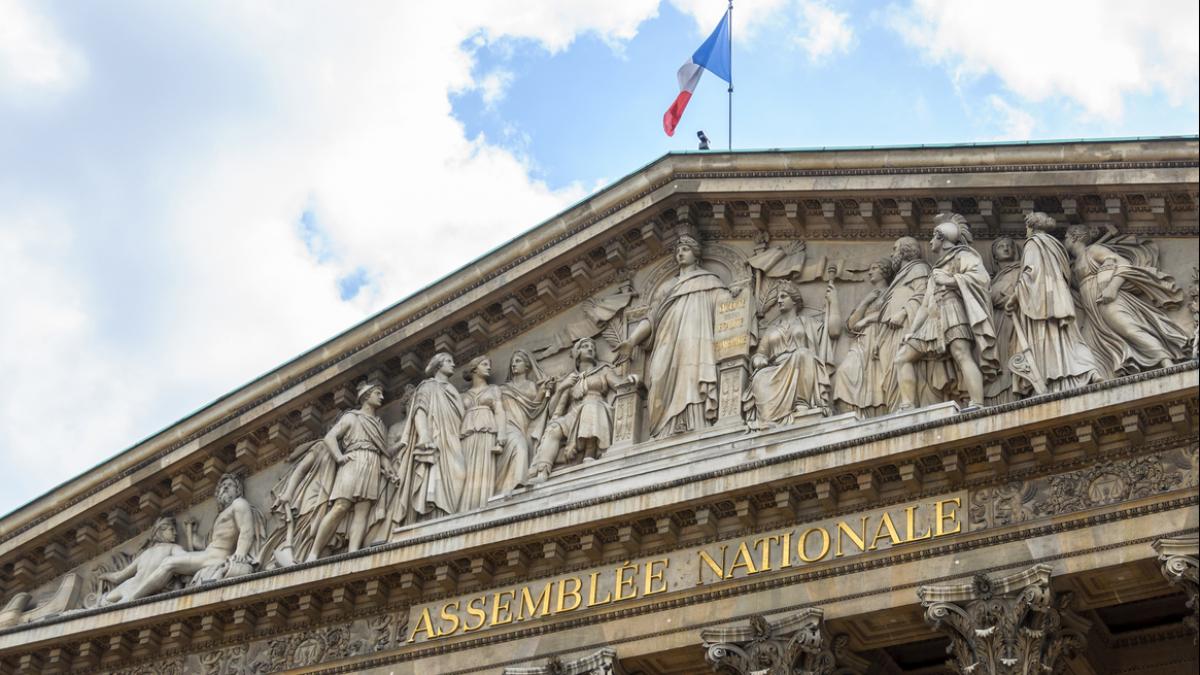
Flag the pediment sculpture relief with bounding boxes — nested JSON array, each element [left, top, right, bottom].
[[5, 212, 1193, 619]]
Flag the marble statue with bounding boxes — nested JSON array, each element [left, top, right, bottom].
[[459, 356, 507, 511], [97, 516, 190, 605], [387, 352, 467, 527], [526, 338, 636, 484], [262, 438, 338, 567], [1064, 224, 1188, 377], [985, 237, 1021, 404], [110, 474, 265, 601], [1004, 213, 1100, 396], [878, 236, 937, 409], [305, 382, 390, 562], [617, 235, 730, 437], [497, 350, 553, 494], [894, 214, 997, 411], [832, 257, 895, 415], [742, 279, 840, 429], [1190, 267, 1199, 359]]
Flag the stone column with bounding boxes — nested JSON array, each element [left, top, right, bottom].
[[503, 647, 626, 675], [917, 564, 1090, 675], [1153, 535, 1198, 643], [699, 607, 868, 674]]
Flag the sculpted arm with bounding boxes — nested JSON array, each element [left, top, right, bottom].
[[824, 281, 842, 339], [491, 394, 507, 445], [323, 416, 350, 465], [100, 557, 139, 584]]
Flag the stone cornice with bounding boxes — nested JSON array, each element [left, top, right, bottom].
[[3, 138, 1196, 549]]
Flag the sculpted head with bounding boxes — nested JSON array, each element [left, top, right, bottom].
[[774, 281, 804, 312], [356, 381, 384, 408], [216, 473, 244, 508], [931, 213, 971, 253], [572, 337, 598, 367], [507, 349, 544, 382], [868, 257, 897, 285], [675, 235, 701, 266], [991, 237, 1018, 264], [892, 236, 922, 264], [463, 355, 493, 383], [1064, 224, 1096, 253], [425, 352, 456, 378], [1024, 211, 1056, 238], [148, 516, 178, 545]]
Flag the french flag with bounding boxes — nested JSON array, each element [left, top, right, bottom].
[[663, 9, 732, 137]]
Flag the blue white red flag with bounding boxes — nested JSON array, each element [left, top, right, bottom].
[[663, 10, 732, 137]]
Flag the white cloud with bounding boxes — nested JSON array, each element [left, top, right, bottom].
[[0, 0, 85, 95], [670, 0, 790, 40], [887, 0, 1200, 120], [793, 0, 854, 62], [0, 1, 668, 513], [477, 69, 516, 108], [985, 94, 1036, 140]]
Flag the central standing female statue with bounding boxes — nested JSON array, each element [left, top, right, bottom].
[[618, 235, 730, 437]]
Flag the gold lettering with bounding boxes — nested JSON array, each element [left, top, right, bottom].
[[753, 535, 780, 572], [726, 541, 759, 578], [798, 527, 830, 562], [586, 571, 613, 607], [698, 545, 728, 584], [719, 298, 746, 312], [614, 562, 639, 601], [518, 582, 553, 621], [935, 498, 962, 536], [716, 318, 744, 332], [836, 517, 869, 557], [868, 512, 903, 550], [437, 601, 461, 636], [905, 504, 932, 542], [490, 590, 515, 626], [644, 558, 669, 596], [556, 577, 582, 613], [462, 596, 487, 632], [407, 607, 437, 642], [780, 531, 793, 569]]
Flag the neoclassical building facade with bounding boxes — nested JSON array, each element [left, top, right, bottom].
[[1, 137, 1197, 674]]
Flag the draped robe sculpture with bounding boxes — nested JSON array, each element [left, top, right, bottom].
[[386, 352, 467, 528], [497, 350, 552, 494], [1064, 225, 1188, 376], [743, 280, 839, 428], [1004, 213, 1099, 396], [879, 237, 937, 410], [833, 258, 895, 415], [459, 356, 507, 511], [986, 237, 1021, 405], [618, 235, 729, 437], [895, 215, 997, 410]]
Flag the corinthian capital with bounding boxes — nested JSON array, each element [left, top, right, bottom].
[[1153, 535, 1199, 642], [918, 564, 1089, 675], [700, 607, 868, 675], [503, 647, 626, 675]]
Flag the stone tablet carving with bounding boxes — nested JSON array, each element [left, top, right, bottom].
[[742, 279, 840, 429], [527, 338, 636, 483], [618, 235, 730, 437], [306, 382, 391, 561], [895, 214, 997, 411], [833, 257, 895, 415], [1064, 224, 1188, 377]]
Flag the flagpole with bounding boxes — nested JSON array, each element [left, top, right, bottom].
[[727, 1, 733, 151]]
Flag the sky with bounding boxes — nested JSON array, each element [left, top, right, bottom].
[[1, 0, 1197, 516]]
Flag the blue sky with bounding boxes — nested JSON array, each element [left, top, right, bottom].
[[0, 0, 1197, 516]]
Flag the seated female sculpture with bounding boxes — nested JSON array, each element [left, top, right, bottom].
[[743, 279, 840, 430]]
